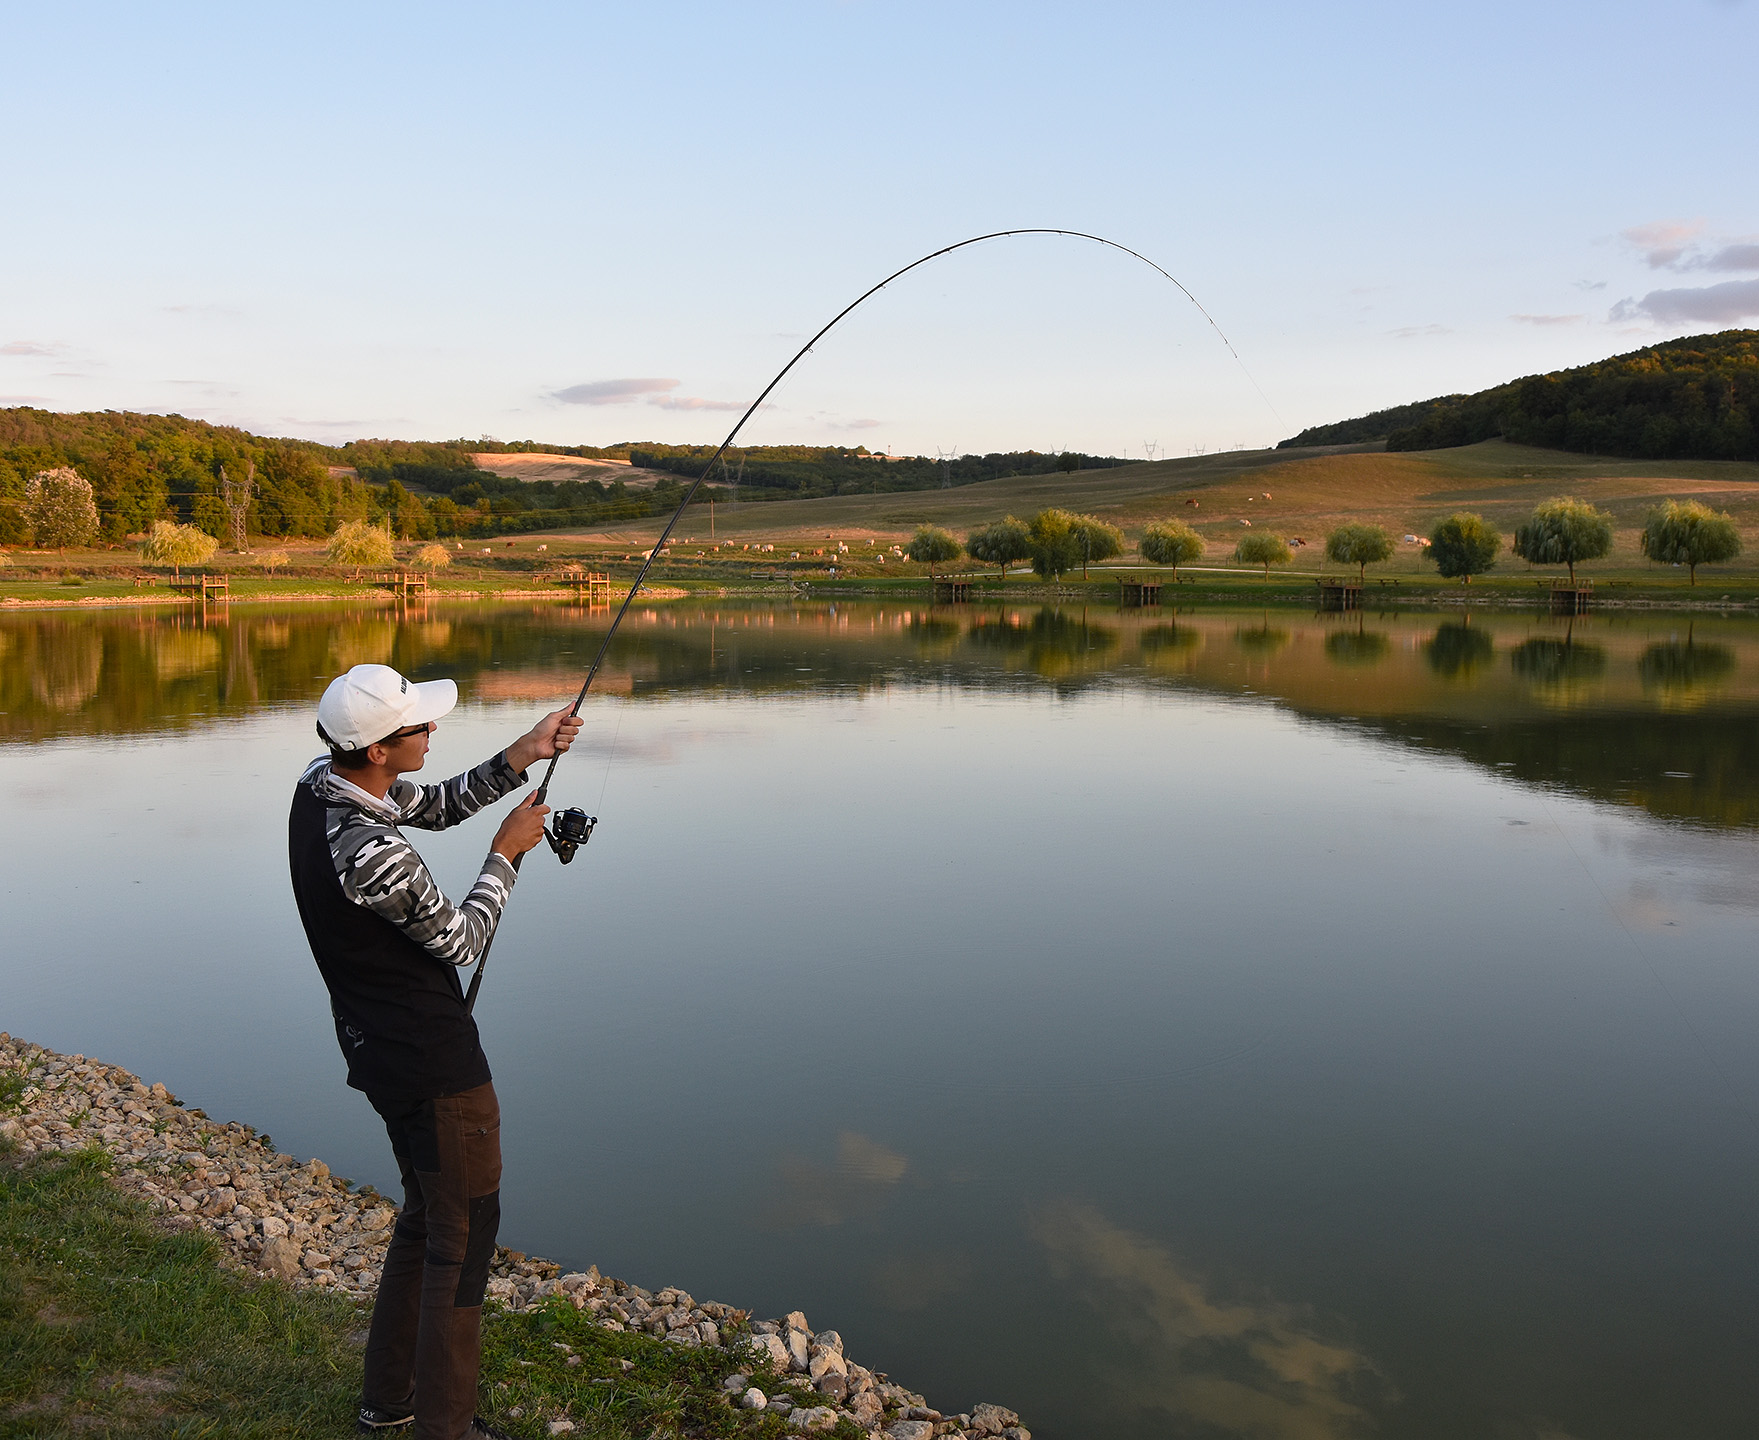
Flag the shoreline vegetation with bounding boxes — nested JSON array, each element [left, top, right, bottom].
[[4, 574, 1759, 614], [0, 1033, 1027, 1440]]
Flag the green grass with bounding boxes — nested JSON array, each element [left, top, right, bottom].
[[0, 1140, 846, 1439], [0, 1142, 361, 1437]]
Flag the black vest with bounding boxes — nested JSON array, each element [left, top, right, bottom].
[[288, 779, 491, 1100]]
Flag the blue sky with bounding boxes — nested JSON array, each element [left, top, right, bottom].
[[4, 0, 1756, 457]]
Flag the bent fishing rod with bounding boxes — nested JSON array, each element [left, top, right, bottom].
[[464, 227, 1259, 1012]]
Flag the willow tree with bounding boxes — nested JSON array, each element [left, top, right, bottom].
[[327, 519, 395, 578], [906, 524, 962, 579], [1235, 531, 1292, 579], [1513, 497, 1613, 584], [1026, 509, 1084, 580], [141, 519, 219, 579], [1067, 514, 1125, 579], [965, 516, 1031, 583], [1324, 523, 1393, 582], [1139, 520, 1204, 581], [1428, 512, 1501, 584], [1639, 499, 1742, 585]]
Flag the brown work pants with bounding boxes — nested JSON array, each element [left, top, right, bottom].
[[363, 1081, 502, 1440]]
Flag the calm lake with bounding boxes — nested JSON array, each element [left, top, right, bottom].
[[4, 598, 1758, 1439]]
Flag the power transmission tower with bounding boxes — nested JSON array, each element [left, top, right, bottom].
[[1144, 439, 1160, 463], [220, 461, 254, 553], [936, 446, 957, 489]]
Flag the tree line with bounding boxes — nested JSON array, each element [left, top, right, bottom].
[[0, 406, 1131, 547], [629, 446, 1125, 500], [898, 496, 1743, 588], [1278, 329, 1759, 462], [0, 408, 703, 546]]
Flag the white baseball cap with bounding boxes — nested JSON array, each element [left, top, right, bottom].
[[317, 664, 457, 751]]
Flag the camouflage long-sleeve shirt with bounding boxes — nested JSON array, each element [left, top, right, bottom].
[[297, 751, 527, 967]]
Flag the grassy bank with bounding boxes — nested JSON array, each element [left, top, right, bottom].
[[0, 1138, 860, 1439]]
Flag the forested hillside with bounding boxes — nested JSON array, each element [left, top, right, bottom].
[[1279, 330, 1759, 461], [0, 406, 1123, 546], [627, 444, 1124, 499]]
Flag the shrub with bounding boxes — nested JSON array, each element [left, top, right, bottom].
[[257, 549, 291, 572], [413, 542, 453, 570]]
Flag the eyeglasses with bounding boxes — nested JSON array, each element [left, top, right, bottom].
[[380, 722, 434, 743]]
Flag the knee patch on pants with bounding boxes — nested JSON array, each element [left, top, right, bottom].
[[455, 1190, 500, 1308]]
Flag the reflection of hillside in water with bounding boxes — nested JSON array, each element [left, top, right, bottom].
[[6, 601, 1759, 827]]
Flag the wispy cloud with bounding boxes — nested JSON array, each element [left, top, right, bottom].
[[554, 377, 680, 405], [553, 377, 742, 411], [1389, 323, 1450, 340], [1611, 278, 1759, 326], [1623, 220, 1705, 269], [1, 340, 59, 357], [649, 393, 744, 412], [1573, 280, 1607, 292], [834, 417, 883, 430], [1511, 313, 1584, 327], [0, 393, 54, 404]]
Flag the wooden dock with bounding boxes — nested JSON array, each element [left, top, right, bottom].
[[1316, 578, 1362, 611], [371, 570, 429, 598], [1546, 580, 1594, 614], [555, 569, 614, 603], [1117, 579, 1163, 607], [168, 572, 229, 601], [932, 579, 975, 603]]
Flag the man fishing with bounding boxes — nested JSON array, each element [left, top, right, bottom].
[[288, 662, 582, 1440]]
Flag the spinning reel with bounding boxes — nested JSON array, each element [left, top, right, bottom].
[[544, 806, 597, 864]]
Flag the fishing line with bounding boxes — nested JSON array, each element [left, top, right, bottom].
[[465, 227, 1267, 1012]]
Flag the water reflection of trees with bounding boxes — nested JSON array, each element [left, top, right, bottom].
[[1323, 625, 1390, 667], [8, 602, 1759, 832], [966, 608, 1118, 679], [1424, 622, 1494, 680], [1510, 637, 1607, 685], [1232, 623, 1291, 657], [28, 625, 103, 713], [1639, 639, 1737, 709]]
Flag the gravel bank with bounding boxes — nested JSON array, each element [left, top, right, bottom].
[[0, 1033, 1027, 1440]]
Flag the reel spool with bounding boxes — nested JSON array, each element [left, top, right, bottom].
[[544, 806, 597, 865]]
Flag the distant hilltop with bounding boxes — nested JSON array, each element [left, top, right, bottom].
[[1280, 329, 1759, 463]]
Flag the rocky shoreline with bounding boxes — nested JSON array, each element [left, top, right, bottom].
[[0, 1033, 1026, 1440]]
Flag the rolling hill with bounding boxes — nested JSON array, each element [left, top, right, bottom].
[[1279, 330, 1759, 462]]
